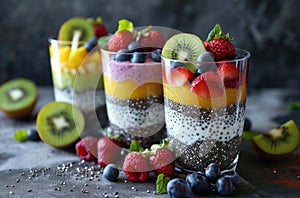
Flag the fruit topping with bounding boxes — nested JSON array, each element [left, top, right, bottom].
[[218, 62, 239, 81], [167, 178, 188, 198], [197, 51, 217, 74], [87, 17, 108, 38], [0, 78, 38, 119], [14, 129, 41, 142], [148, 148, 175, 178], [186, 172, 210, 196], [108, 30, 134, 52], [252, 119, 300, 160], [167, 67, 194, 87], [115, 49, 131, 62], [122, 151, 150, 182], [36, 101, 85, 148], [138, 27, 166, 49], [103, 164, 120, 182], [151, 49, 162, 62], [204, 23, 235, 61], [191, 71, 224, 98], [128, 41, 142, 51], [84, 37, 98, 52], [205, 162, 221, 183], [75, 137, 98, 161], [131, 52, 147, 63], [97, 136, 122, 167], [68, 46, 89, 69]]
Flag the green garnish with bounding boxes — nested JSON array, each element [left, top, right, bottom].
[[143, 138, 170, 156], [242, 130, 260, 141], [207, 23, 231, 42], [14, 129, 28, 142], [156, 173, 170, 194], [289, 101, 300, 109], [129, 140, 144, 152], [117, 19, 134, 33]]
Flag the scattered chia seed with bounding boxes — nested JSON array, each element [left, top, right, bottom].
[[27, 189, 32, 192]]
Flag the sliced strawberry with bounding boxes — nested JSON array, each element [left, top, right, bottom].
[[191, 71, 224, 98], [218, 62, 239, 88], [167, 67, 194, 86]]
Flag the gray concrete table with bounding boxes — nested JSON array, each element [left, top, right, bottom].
[[0, 87, 300, 197]]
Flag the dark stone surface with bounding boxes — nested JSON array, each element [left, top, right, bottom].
[[1, 0, 300, 90]]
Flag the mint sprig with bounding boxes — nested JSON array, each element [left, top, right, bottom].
[[156, 173, 170, 194], [129, 140, 144, 152], [207, 23, 231, 41], [117, 19, 134, 33], [289, 101, 300, 109]]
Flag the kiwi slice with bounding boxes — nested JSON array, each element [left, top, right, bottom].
[[162, 33, 206, 73], [58, 17, 95, 42], [0, 78, 37, 119], [252, 120, 299, 160], [36, 101, 85, 148]]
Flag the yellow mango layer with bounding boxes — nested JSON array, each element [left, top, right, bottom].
[[104, 76, 163, 99], [163, 83, 247, 108]]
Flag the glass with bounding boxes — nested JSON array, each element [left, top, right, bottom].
[[161, 49, 250, 172], [101, 49, 166, 148], [48, 39, 108, 136]]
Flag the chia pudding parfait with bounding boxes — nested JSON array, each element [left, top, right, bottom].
[[161, 24, 250, 173], [101, 19, 172, 148], [49, 17, 109, 136]]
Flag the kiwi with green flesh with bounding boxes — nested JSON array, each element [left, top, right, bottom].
[[58, 17, 95, 42], [36, 101, 85, 148], [162, 33, 206, 73], [0, 78, 37, 119], [252, 120, 299, 160]]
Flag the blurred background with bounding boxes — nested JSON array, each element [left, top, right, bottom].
[[1, 0, 300, 92]]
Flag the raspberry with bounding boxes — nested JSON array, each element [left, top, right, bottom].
[[108, 30, 134, 52], [123, 152, 150, 182], [75, 137, 98, 161], [97, 137, 122, 167], [149, 148, 175, 178], [138, 30, 165, 49]]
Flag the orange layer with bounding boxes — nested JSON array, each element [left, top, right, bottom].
[[163, 83, 247, 108], [104, 76, 163, 99]]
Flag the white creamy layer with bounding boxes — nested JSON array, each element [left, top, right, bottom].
[[165, 105, 245, 145]]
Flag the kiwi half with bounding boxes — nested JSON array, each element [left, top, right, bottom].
[[162, 33, 206, 73], [36, 101, 85, 148], [0, 78, 37, 119], [252, 120, 299, 160], [58, 17, 95, 42]]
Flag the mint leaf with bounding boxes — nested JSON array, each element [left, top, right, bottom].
[[14, 130, 28, 142], [117, 19, 134, 33], [207, 23, 222, 41], [289, 101, 300, 109], [129, 140, 144, 152], [156, 173, 170, 194]]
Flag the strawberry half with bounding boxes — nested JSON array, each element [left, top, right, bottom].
[[167, 67, 194, 86], [148, 148, 175, 178], [191, 71, 224, 98], [218, 62, 239, 88]]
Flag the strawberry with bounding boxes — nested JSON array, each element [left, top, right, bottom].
[[204, 24, 235, 61], [123, 152, 150, 182], [138, 30, 165, 48], [97, 136, 122, 167], [87, 17, 108, 38], [191, 71, 224, 98], [218, 62, 239, 88], [75, 137, 98, 161], [148, 148, 175, 178], [167, 67, 194, 86], [108, 30, 134, 52]]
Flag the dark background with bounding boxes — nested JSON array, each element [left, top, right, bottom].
[[1, 0, 300, 92]]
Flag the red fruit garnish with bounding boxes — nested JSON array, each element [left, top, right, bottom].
[[139, 30, 165, 48], [87, 17, 108, 38], [75, 137, 99, 161], [149, 148, 175, 178], [191, 71, 224, 98], [123, 152, 150, 182], [204, 38, 235, 61], [167, 67, 194, 86], [218, 62, 239, 88], [108, 30, 134, 52], [97, 136, 122, 167]]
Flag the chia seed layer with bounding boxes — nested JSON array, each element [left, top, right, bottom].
[[105, 94, 166, 148], [164, 97, 245, 172]]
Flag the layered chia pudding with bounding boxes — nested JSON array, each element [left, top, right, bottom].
[[49, 17, 109, 135], [101, 20, 167, 148], [161, 24, 250, 172]]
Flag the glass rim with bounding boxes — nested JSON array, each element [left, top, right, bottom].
[[161, 48, 250, 64], [101, 48, 158, 55]]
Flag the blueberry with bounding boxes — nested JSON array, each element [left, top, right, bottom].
[[128, 41, 142, 51], [131, 52, 146, 63], [186, 172, 210, 196], [243, 117, 252, 131], [115, 49, 131, 62], [215, 177, 234, 196], [27, 129, 40, 141], [222, 171, 239, 187], [197, 52, 217, 73], [84, 37, 98, 52], [167, 178, 188, 198], [151, 49, 162, 62], [170, 61, 185, 69], [103, 164, 119, 182], [205, 163, 221, 183]]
